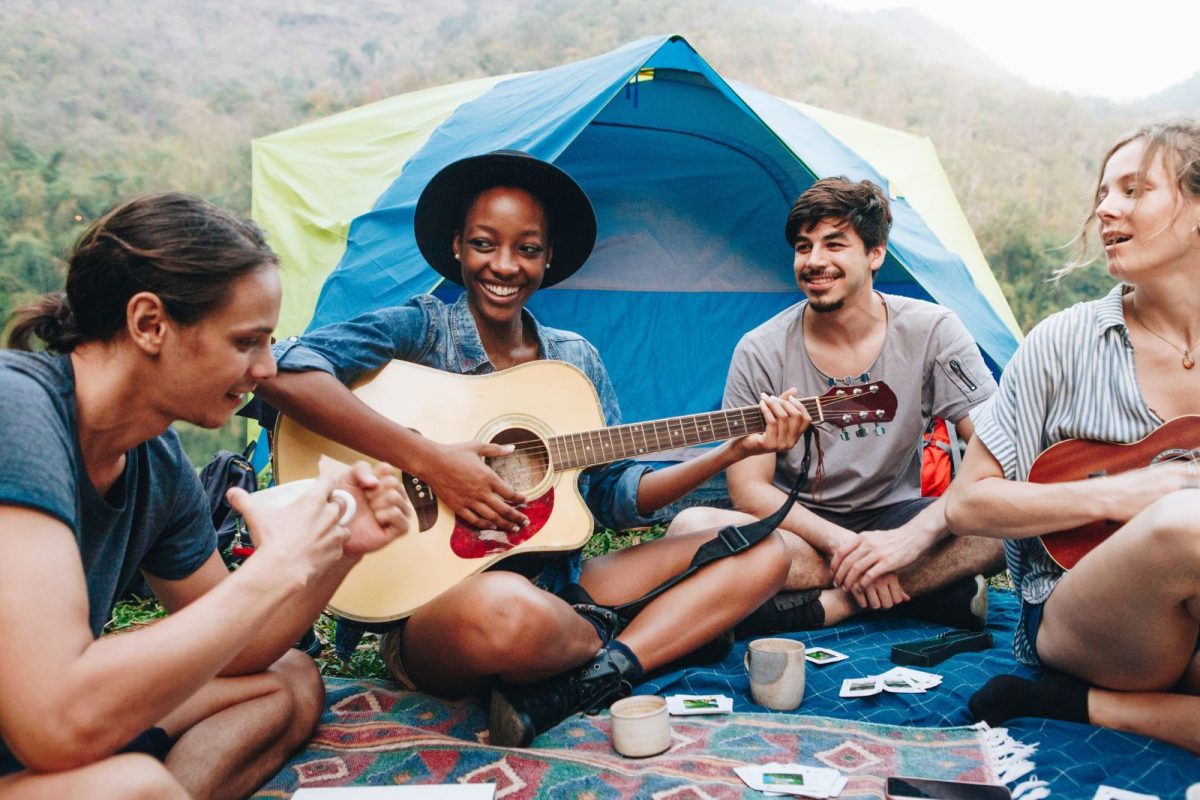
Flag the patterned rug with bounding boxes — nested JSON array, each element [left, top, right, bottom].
[[251, 679, 1022, 799]]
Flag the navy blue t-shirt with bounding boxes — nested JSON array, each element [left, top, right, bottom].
[[0, 351, 216, 636], [0, 351, 216, 772]]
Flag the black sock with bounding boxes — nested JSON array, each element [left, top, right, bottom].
[[968, 674, 1089, 726], [735, 589, 825, 637]]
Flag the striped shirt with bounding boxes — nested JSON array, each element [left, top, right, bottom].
[[970, 283, 1161, 664]]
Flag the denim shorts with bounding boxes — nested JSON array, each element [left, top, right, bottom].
[[1023, 599, 1046, 665], [1023, 595, 1200, 667], [0, 727, 174, 777]]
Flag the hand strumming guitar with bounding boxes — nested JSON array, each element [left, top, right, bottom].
[[412, 440, 529, 532]]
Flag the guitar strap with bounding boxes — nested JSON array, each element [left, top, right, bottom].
[[612, 427, 816, 622]]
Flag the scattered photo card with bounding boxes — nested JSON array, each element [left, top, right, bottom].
[[292, 786, 496, 799], [1093, 787, 1161, 800], [880, 675, 925, 694], [666, 694, 733, 715], [804, 646, 848, 665], [839, 676, 882, 698], [734, 763, 847, 798], [880, 666, 942, 689]]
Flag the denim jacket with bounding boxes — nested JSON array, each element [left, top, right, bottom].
[[272, 293, 659, 592]]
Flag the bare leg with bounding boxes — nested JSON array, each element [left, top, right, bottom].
[[668, 507, 1000, 626], [895, 535, 1005, 595], [485, 529, 788, 746], [0, 753, 188, 800], [1037, 491, 1200, 753], [158, 649, 324, 800], [402, 523, 788, 694], [398, 571, 602, 696], [667, 507, 836, 590], [581, 528, 788, 670]]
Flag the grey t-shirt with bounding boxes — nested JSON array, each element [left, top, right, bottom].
[[723, 293, 996, 513], [0, 351, 215, 637]]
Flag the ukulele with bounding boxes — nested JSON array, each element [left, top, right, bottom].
[[274, 359, 898, 622], [1034, 415, 1200, 569]]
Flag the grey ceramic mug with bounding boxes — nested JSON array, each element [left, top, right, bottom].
[[744, 637, 806, 710]]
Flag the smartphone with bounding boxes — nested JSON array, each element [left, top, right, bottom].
[[886, 776, 1012, 800]]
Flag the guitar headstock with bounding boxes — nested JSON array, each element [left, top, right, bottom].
[[814, 382, 898, 433]]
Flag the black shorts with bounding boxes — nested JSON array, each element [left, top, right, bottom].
[[808, 496, 934, 533]]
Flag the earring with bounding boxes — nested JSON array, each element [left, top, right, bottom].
[[545, 261, 552, 270], [454, 252, 460, 261]]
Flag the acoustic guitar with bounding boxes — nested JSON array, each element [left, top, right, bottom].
[[274, 359, 897, 622], [1034, 415, 1200, 570]]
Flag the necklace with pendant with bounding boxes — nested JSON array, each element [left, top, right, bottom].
[[1129, 300, 1196, 369]]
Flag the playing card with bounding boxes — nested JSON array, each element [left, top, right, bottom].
[[881, 666, 942, 688], [735, 763, 844, 798], [839, 676, 882, 697], [880, 674, 925, 694], [666, 694, 733, 715], [804, 646, 849, 665], [1093, 787, 1160, 800]]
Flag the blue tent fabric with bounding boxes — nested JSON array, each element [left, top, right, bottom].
[[303, 34, 1020, 427], [640, 590, 1200, 798]]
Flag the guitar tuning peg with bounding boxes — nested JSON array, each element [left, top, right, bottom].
[[875, 425, 886, 436], [855, 425, 868, 438], [840, 429, 851, 441]]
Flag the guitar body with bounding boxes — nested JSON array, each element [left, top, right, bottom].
[[273, 359, 897, 622], [1034, 415, 1200, 570], [274, 360, 602, 623]]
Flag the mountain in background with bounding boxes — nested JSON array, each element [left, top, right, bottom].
[[2, 0, 1194, 460]]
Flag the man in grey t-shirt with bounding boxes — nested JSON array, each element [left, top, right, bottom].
[[669, 177, 1005, 633]]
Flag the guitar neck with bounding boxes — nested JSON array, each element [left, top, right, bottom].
[[547, 396, 822, 470]]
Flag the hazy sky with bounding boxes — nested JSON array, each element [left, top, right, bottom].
[[827, 0, 1200, 102]]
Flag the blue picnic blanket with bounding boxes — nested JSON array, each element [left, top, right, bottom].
[[640, 589, 1199, 799]]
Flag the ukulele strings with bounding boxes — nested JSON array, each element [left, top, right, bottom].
[[491, 390, 887, 470]]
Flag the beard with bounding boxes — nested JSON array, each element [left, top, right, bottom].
[[807, 297, 845, 313]]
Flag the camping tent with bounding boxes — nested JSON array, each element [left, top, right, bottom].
[[251, 34, 1021, 431]]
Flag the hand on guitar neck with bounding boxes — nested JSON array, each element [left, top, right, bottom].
[[729, 388, 814, 459]]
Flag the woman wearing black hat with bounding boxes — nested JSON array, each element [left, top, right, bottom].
[[257, 152, 809, 746]]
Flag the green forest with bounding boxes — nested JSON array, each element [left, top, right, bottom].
[[3, 0, 1197, 465]]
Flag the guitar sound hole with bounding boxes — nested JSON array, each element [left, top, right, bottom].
[[485, 427, 550, 495], [1151, 449, 1192, 465]]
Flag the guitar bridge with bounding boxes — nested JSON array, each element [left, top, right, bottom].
[[404, 475, 438, 531]]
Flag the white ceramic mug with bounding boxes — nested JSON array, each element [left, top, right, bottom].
[[609, 695, 671, 758], [248, 479, 357, 528], [744, 637, 806, 711]]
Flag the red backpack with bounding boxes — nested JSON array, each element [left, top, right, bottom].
[[921, 417, 955, 497]]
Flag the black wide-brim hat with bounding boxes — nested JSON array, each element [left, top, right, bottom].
[[413, 151, 597, 288]]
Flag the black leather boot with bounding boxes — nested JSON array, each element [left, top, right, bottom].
[[734, 589, 825, 637], [900, 574, 988, 632], [489, 646, 636, 747], [650, 629, 736, 677]]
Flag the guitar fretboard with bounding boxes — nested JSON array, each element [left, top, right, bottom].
[[547, 398, 822, 470]]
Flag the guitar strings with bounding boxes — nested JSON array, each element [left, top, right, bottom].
[[489, 392, 890, 471], [492, 393, 888, 462]]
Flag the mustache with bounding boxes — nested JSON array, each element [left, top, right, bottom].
[[799, 268, 844, 280]]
